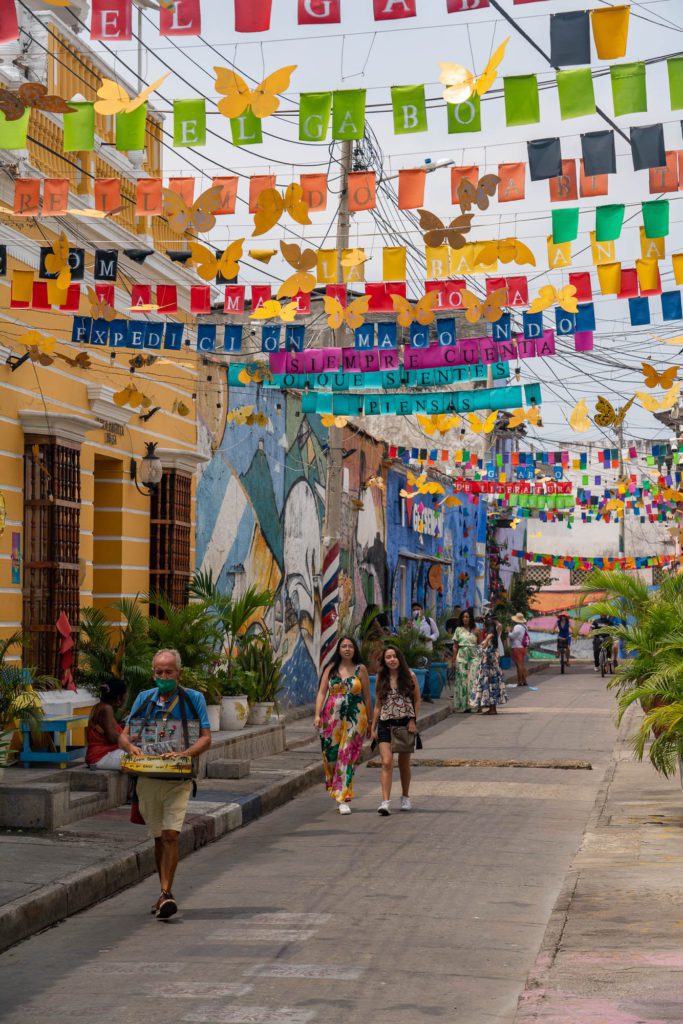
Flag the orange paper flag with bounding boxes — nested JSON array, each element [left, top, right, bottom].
[[649, 153, 678, 194], [94, 178, 121, 213], [42, 179, 69, 215], [249, 174, 276, 213], [348, 171, 376, 212], [168, 177, 195, 206], [580, 161, 608, 198], [212, 176, 238, 215], [549, 159, 578, 203], [398, 168, 426, 210], [300, 173, 328, 211], [136, 178, 163, 215], [14, 178, 40, 216], [450, 166, 478, 204], [497, 163, 525, 203]]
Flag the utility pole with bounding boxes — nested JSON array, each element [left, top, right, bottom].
[[617, 420, 626, 557], [319, 139, 352, 672]]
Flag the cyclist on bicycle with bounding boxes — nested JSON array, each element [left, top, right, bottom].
[[554, 614, 572, 665], [591, 614, 612, 672]]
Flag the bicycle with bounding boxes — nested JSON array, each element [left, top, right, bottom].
[[557, 638, 570, 674], [599, 640, 613, 678]]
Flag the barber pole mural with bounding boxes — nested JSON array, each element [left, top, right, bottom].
[[320, 543, 340, 672]]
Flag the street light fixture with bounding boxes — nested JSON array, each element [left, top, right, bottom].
[[130, 442, 163, 496]]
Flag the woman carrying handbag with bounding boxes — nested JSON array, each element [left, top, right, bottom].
[[371, 645, 421, 816]]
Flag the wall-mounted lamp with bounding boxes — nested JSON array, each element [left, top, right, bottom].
[[130, 441, 163, 496]]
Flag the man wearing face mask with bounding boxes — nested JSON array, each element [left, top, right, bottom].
[[119, 649, 211, 919]]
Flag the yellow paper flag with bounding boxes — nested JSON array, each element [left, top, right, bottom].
[[426, 245, 450, 280], [547, 236, 572, 269], [11, 269, 34, 304], [383, 246, 406, 281], [341, 249, 365, 283], [636, 257, 659, 292], [597, 261, 622, 295], [639, 227, 665, 261], [591, 5, 630, 60], [672, 252, 683, 286], [316, 249, 337, 284], [590, 231, 615, 266]]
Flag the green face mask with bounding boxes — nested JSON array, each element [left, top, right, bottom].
[[155, 677, 177, 695]]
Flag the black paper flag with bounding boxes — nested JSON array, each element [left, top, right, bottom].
[[527, 138, 562, 181], [630, 124, 666, 171], [581, 130, 616, 176], [550, 11, 591, 67]]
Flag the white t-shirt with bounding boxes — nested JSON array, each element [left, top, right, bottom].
[[509, 624, 528, 650]]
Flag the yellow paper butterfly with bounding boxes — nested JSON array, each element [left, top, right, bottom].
[[416, 413, 461, 436], [172, 400, 191, 418], [189, 239, 244, 281], [18, 330, 56, 355], [94, 72, 170, 115], [439, 38, 510, 104], [636, 383, 681, 413], [417, 209, 472, 250], [213, 65, 297, 119], [466, 411, 498, 434], [321, 414, 349, 428], [641, 362, 678, 390], [253, 186, 311, 237], [237, 363, 273, 385], [418, 481, 446, 495], [113, 385, 149, 409], [44, 232, 71, 290], [443, 495, 463, 508], [461, 287, 507, 324], [162, 185, 224, 235], [475, 238, 536, 267], [87, 287, 116, 322], [392, 291, 439, 328], [568, 398, 591, 433], [457, 175, 501, 214], [507, 407, 542, 429], [251, 299, 299, 323], [324, 294, 371, 330], [341, 249, 369, 268], [400, 471, 428, 497], [650, 332, 683, 346], [277, 242, 317, 298], [249, 248, 278, 263], [528, 285, 578, 315], [595, 394, 635, 428]]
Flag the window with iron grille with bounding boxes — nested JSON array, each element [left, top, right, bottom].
[[525, 565, 552, 587], [570, 567, 595, 587], [23, 440, 81, 677], [150, 470, 192, 611]]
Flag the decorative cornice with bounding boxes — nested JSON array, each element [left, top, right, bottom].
[[156, 448, 210, 476], [86, 384, 134, 427], [19, 410, 100, 445]]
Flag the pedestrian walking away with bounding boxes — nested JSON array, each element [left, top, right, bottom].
[[314, 636, 372, 814], [118, 649, 211, 920], [509, 612, 530, 686], [470, 617, 507, 714], [412, 601, 439, 702], [86, 676, 127, 770], [371, 645, 421, 815], [451, 608, 481, 713]]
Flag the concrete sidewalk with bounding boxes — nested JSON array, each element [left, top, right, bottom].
[[514, 706, 683, 1024], [0, 696, 453, 953]]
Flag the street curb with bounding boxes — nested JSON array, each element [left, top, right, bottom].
[[0, 702, 452, 954], [512, 702, 633, 1020]]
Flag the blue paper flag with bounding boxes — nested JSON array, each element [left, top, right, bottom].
[[629, 296, 651, 326], [661, 290, 682, 321]]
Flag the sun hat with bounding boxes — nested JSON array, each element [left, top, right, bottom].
[[511, 613, 527, 624]]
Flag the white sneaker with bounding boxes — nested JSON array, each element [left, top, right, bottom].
[[338, 802, 351, 815], [400, 796, 412, 811], [377, 800, 391, 816]]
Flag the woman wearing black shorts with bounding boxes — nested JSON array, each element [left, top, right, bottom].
[[371, 645, 421, 816]]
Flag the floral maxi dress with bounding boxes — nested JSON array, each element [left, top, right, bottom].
[[320, 668, 368, 803], [470, 640, 507, 709], [453, 627, 481, 712]]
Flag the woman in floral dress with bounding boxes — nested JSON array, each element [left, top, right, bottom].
[[314, 636, 372, 814], [451, 609, 481, 713], [470, 617, 507, 715]]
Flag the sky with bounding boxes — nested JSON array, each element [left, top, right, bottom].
[[88, 0, 683, 450]]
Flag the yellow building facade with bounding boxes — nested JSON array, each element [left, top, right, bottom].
[[0, 11, 204, 676]]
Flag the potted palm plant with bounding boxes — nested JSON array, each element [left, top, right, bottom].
[[79, 599, 152, 706], [0, 632, 52, 777], [389, 621, 432, 694], [237, 635, 283, 725]]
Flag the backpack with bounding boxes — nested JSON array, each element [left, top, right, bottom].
[[522, 628, 530, 649]]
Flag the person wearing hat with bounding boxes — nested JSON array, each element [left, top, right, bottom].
[[509, 613, 530, 686]]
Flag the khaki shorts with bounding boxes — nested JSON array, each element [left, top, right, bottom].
[[136, 777, 192, 838]]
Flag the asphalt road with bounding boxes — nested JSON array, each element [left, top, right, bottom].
[[0, 667, 618, 1024]]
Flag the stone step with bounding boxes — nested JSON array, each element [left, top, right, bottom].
[[68, 789, 102, 810], [206, 758, 251, 780]]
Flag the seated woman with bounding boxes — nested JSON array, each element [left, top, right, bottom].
[[86, 677, 127, 770]]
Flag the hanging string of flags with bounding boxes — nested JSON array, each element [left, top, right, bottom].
[[513, 550, 683, 571]]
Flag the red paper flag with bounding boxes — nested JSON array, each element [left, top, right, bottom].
[[32, 282, 51, 310], [60, 285, 81, 312], [450, 166, 478, 204], [486, 277, 507, 296], [294, 291, 311, 314], [0, 0, 19, 43], [224, 285, 245, 314], [212, 176, 238, 215], [160, 0, 201, 35], [96, 284, 115, 307], [157, 285, 178, 313], [326, 284, 347, 304], [649, 152, 678, 194], [300, 173, 328, 211], [251, 284, 272, 310], [249, 174, 276, 213], [42, 179, 69, 216], [579, 161, 608, 198], [549, 159, 578, 203], [617, 268, 638, 300], [365, 283, 393, 312], [14, 178, 40, 216], [497, 163, 525, 203], [506, 276, 528, 306], [569, 272, 592, 302], [373, 0, 416, 18], [234, 0, 272, 32], [448, 0, 489, 10], [168, 177, 195, 205], [398, 168, 426, 210], [131, 284, 152, 308], [91, 0, 132, 41], [190, 285, 211, 313], [136, 178, 162, 216], [298, 0, 341, 23], [94, 178, 121, 213], [425, 279, 466, 310], [348, 171, 376, 211]]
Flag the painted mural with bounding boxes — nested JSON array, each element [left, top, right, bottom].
[[338, 431, 388, 624], [197, 378, 328, 704]]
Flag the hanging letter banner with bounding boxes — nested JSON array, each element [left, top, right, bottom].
[[391, 84, 428, 134], [160, 0, 201, 35], [298, 0, 341, 22], [332, 90, 367, 140], [91, 0, 133, 40], [299, 92, 332, 141], [173, 99, 206, 147]]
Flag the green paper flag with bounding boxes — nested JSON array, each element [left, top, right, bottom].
[[552, 207, 579, 244], [503, 75, 540, 127], [391, 84, 427, 134], [0, 108, 29, 150], [116, 103, 147, 152], [299, 92, 332, 141], [63, 102, 94, 152], [596, 204, 625, 242], [610, 63, 647, 117], [332, 89, 366, 140], [642, 200, 669, 239], [173, 98, 206, 147], [667, 57, 683, 110], [556, 69, 596, 119], [230, 109, 263, 146], [446, 94, 481, 134]]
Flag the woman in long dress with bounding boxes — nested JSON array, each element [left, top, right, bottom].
[[314, 636, 372, 814], [470, 618, 507, 715], [451, 609, 481, 712]]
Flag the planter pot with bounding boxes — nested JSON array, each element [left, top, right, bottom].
[[250, 702, 275, 726], [500, 655, 512, 670], [206, 704, 221, 732], [369, 674, 376, 706], [220, 695, 249, 731], [428, 662, 448, 698], [413, 668, 427, 696]]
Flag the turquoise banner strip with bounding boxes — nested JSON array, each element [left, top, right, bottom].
[[227, 361, 509, 391], [301, 383, 540, 417]]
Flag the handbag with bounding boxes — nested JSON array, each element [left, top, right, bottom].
[[390, 725, 417, 754]]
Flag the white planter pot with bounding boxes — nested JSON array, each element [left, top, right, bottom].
[[250, 702, 275, 726], [206, 704, 221, 732], [0, 728, 13, 770], [220, 695, 249, 731]]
